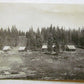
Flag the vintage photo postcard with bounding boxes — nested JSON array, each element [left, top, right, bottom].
[[0, 0, 84, 81]]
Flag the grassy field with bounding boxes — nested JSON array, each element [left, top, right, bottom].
[[0, 48, 84, 80]]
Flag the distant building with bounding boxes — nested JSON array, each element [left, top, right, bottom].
[[42, 43, 59, 52], [42, 44, 48, 52], [3, 71, 10, 75], [18, 46, 27, 52], [65, 45, 76, 51], [52, 44, 56, 52], [52, 44, 56, 48], [3, 46, 11, 51]]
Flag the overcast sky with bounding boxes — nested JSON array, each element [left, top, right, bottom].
[[0, 1, 84, 31], [1, 0, 84, 4]]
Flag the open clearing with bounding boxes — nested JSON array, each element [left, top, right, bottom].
[[0, 48, 84, 80]]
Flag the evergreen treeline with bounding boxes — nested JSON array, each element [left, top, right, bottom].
[[0, 25, 84, 50], [0, 25, 25, 49]]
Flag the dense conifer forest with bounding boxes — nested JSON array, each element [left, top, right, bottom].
[[0, 25, 84, 50]]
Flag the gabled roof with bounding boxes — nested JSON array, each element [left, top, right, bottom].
[[18, 46, 26, 51], [42, 44, 56, 49], [42, 44, 47, 49], [3, 46, 11, 51], [66, 45, 76, 50]]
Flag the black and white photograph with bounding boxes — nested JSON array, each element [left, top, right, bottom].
[[0, 0, 84, 81]]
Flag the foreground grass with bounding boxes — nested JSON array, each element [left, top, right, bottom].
[[0, 48, 84, 80]]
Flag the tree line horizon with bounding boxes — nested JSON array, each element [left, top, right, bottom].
[[0, 24, 84, 51]]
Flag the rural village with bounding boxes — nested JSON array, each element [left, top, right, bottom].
[[0, 25, 84, 80]]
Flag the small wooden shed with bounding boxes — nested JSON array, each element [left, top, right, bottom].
[[18, 46, 27, 52], [42, 44, 48, 52], [65, 45, 76, 51], [3, 46, 11, 51]]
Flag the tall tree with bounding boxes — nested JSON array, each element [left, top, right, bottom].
[[36, 28, 42, 49]]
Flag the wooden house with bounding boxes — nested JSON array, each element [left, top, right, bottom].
[[18, 46, 27, 52], [65, 45, 76, 51], [3, 46, 11, 52], [42, 44, 48, 52]]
